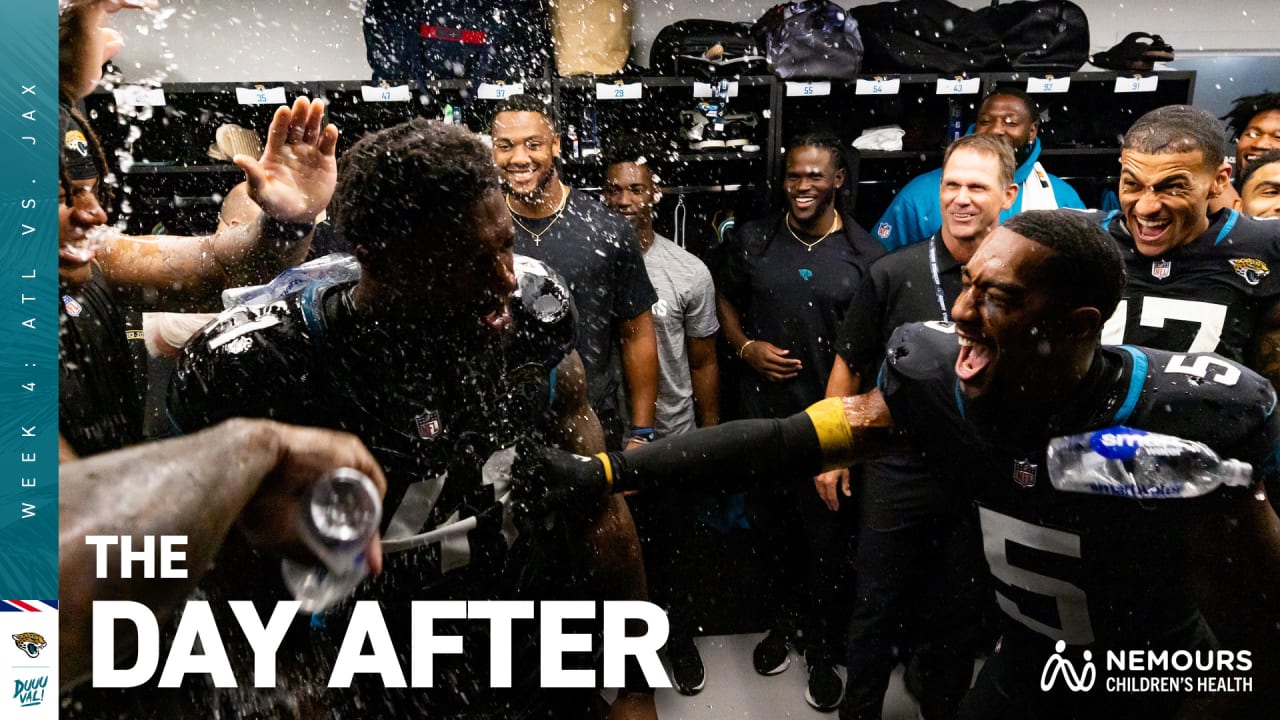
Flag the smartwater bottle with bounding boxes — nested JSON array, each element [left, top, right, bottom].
[[1046, 426, 1253, 500], [221, 252, 360, 308], [280, 467, 382, 613]]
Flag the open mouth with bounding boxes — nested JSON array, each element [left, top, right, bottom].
[[950, 211, 976, 223], [955, 333, 993, 385], [792, 196, 817, 210], [60, 224, 111, 267], [1132, 216, 1171, 246], [481, 294, 513, 332], [504, 168, 537, 187]]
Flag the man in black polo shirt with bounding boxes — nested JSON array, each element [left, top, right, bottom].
[[820, 134, 1017, 720]]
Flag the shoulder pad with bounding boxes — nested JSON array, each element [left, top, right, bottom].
[[510, 255, 577, 364], [1130, 347, 1277, 446]]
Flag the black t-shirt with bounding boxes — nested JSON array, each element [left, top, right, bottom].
[[59, 265, 145, 456], [1102, 208, 1280, 361], [836, 235, 963, 521], [164, 258, 595, 716], [878, 322, 1280, 658], [718, 212, 884, 417], [511, 189, 656, 422]]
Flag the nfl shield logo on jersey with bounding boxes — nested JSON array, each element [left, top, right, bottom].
[[414, 409, 443, 440], [876, 222, 892, 240], [1151, 260, 1171, 280], [1012, 460, 1038, 488], [62, 295, 83, 317]]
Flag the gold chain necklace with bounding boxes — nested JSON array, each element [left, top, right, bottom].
[[785, 211, 840, 252], [506, 184, 570, 246]]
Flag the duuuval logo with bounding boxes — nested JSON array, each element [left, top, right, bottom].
[[1040, 640, 1098, 692]]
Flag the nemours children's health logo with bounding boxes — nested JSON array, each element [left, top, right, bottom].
[[1040, 640, 1254, 694]]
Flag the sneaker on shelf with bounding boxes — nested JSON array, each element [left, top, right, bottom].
[[752, 627, 792, 676], [679, 109, 708, 146], [722, 113, 758, 149], [690, 127, 728, 151], [805, 660, 844, 712], [666, 635, 706, 695]]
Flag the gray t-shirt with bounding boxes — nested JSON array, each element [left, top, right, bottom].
[[644, 234, 719, 437]]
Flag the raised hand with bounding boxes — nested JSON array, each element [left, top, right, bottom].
[[236, 96, 339, 225]]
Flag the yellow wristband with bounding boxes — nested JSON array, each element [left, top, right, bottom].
[[594, 452, 614, 492], [738, 339, 757, 359], [804, 397, 857, 471]]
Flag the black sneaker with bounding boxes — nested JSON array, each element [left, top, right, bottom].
[[752, 628, 792, 675], [805, 660, 844, 712], [667, 635, 705, 695]]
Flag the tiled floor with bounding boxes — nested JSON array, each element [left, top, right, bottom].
[[633, 633, 933, 719]]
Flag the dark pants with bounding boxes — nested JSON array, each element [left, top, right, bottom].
[[626, 488, 710, 641], [747, 475, 855, 664], [841, 504, 987, 720]]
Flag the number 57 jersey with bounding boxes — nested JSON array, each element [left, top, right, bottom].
[[1100, 208, 1280, 361], [878, 322, 1280, 652]]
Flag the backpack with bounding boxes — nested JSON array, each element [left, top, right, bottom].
[[752, 1, 864, 80], [649, 20, 767, 77], [974, 1, 1090, 74], [363, 0, 551, 83], [850, 0, 1001, 75]]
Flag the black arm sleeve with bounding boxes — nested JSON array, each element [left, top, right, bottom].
[[605, 413, 824, 493]]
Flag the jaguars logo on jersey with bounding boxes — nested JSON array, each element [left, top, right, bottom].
[[1230, 257, 1270, 286]]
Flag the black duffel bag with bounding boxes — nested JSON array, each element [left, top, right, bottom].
[[975, 0, 1090, 74], [753, 0, 864, 80], [850, 0, 1001, 75], [649, 19, 767, 77]]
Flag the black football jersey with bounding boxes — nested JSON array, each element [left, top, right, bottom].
[[59, 266, 146, 456], [878, 321, 1280, 653], [168, 255, 577, 586], [1101, 208, 1280, 362], [157, 257, 596, 717]]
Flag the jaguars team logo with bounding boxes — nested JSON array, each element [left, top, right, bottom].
[[13, 632, 46, 659], [1230, 258, 1270, 286], [64, 128, 89, 157]]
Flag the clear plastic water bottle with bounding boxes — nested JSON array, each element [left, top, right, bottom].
[[280, 467, 382, 613], [1046, 426, 1253, 500], [221, 252, 360, 308]]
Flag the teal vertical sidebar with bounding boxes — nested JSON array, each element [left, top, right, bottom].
[[0, 3, 57, 598]]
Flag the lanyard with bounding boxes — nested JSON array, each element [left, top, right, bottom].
[[929, 238, 949, 322]]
